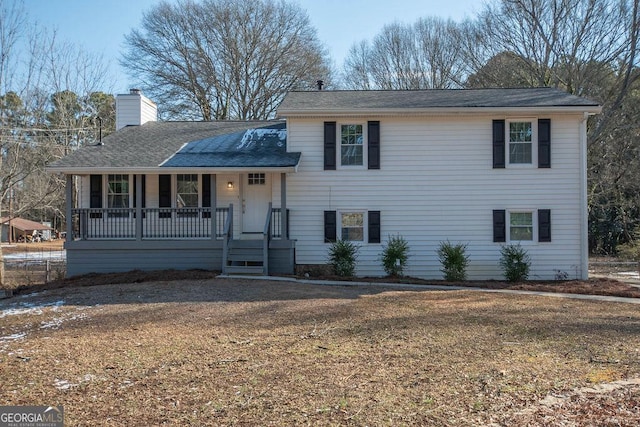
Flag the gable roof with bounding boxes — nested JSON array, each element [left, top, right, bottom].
[[1, 217, 52, 231], [48, 120, 300, 173], [277, 87, 602, 117]]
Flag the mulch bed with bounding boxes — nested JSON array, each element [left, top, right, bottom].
[[8, 269, 639, 299]]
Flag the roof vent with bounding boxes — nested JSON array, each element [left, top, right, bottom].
[[316, 80, 324, 90]]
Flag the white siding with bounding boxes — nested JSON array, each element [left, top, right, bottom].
[[115, 92, 157, 130], [286, 114, 586, 280]]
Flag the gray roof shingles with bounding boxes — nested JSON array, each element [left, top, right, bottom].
[[50, 88, 599, 171], [50, 120, 298, 170], [163, 122, 300, 168], [277, 87, 600, 113]]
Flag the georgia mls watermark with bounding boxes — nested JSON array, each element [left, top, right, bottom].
[[0, 406, 63, 427]]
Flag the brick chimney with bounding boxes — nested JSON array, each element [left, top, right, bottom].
[[115, 89, 158, 131]]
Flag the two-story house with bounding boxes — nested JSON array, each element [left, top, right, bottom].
[[48, 87, 600, 280]]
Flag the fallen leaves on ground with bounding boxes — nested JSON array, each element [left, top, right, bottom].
[[1, 278, 639, 425]]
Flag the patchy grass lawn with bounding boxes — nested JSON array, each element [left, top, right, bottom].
[[1, 278, 639, 426]]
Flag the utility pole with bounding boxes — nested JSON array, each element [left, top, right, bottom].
[[7, 188, 12, 244]]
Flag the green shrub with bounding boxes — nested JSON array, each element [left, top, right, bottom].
[[499, 244, 531, 282], [437, 241, 469, 281], [328, 239, 359, 277], [380, 234, 410, 276]]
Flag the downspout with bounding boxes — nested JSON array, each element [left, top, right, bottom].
[[579, 112, 589, 279]]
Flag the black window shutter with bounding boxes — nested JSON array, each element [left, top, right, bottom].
[[538, 119, 551, 168], [202, 174, 211, 208], [538, 209, 551, 242], [493, 120, 505, 168], [493, 209, 506, 242], [324, 122, 336, 170], [159, 174, 172, 208], [368, 211, 381, 243], [324, 210, 337, 242], [368, 121, 380, 170], [89, 175, 102, 208]]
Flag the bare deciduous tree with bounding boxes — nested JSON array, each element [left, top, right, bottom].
[[342, 41, 372, 90], [0, 1, 115, 263], [122, 0, 331, 120], [342, 17, 466, 90], [465, 0, 640, 254]]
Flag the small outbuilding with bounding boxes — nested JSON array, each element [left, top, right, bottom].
[[0, 217, 53, 243]]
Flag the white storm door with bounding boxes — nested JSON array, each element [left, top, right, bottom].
[[242, 173, 271, 233]]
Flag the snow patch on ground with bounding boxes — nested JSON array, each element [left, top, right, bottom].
[[0, 332, 27, 341], [40, 312, 89, 329], [618, 271, 640, 279], [0, 300, 65, 318], [0, 297, 96, 353], [3, 251, 66, 261]]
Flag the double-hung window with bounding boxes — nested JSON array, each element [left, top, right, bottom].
[[493, 119, 550, 169], [176, 174, 198, 212], [508, 121, 533, 164], [107, 174, 130, 217], [340, 211, 364, 241], [340, 124, 365, 167], [494, 209, 551, 243], [325, 210, 381, 244], [107, 174, 130, 208], [509, 211, 533, 241], [507, 120, 537, 165]]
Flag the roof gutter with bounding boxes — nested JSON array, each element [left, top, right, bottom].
[[46, 166, 300, 175], [277, 105, 603, 118]]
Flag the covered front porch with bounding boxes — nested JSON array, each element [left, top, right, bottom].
[[63, 172, 294, 277], [48, 119, 301, 277]]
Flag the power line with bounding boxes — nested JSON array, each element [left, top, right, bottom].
[[0, 125, 98, 132]]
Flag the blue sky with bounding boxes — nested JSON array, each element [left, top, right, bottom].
[[24, 0, 481, 94]]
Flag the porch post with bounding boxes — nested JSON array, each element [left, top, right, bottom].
[[280, 173, 287, 239], [135, 174, 143, 240], [65, 174, 73, 239], [211, 174, 217, 240]]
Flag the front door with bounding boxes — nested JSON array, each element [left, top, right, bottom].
[[242, 173, 271, 234]]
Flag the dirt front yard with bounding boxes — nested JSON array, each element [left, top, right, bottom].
[[1, 277, 639, 426]]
